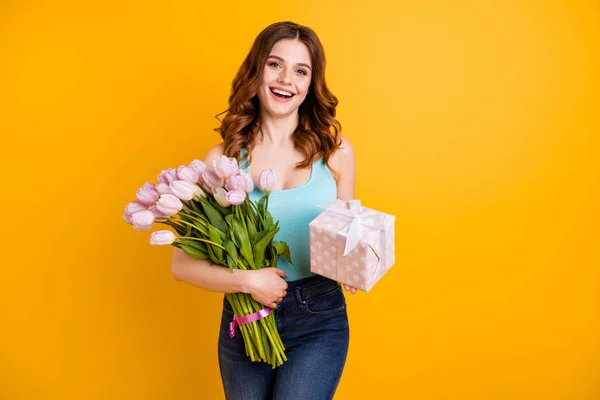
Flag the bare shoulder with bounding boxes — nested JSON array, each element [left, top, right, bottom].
[[202, 142, 226, 165], [328, 135, 356, 200], [329, 135, 356, 174]]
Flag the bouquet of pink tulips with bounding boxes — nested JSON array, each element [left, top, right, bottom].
[[123, 155, 291, 368]]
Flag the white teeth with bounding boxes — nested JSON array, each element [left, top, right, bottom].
[[271, 88, 293, 97]]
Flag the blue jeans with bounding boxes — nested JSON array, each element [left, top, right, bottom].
[[218, 274, 350, 400]]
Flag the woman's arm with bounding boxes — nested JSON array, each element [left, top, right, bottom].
[[330, 135, 358, 294], [169, 142, 240, 291], [169, 142, 289, 307], [331, 135, 356, 201], [171, 248, 249, 293]]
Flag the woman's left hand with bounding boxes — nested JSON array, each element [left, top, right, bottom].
[[343, 284, 357, 295]]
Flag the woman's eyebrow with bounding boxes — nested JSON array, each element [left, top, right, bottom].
[[267, 55, 312, 70]]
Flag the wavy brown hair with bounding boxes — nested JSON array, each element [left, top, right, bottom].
[[214, 21, 342, 179]]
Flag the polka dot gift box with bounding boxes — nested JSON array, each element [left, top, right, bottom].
[[308, 199, 395, 292]]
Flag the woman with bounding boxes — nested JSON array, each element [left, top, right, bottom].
[[170, 21, 357, 400]]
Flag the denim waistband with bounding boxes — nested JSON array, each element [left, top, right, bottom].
[[286, 274, 341, 304]]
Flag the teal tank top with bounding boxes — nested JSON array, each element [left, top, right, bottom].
[[239, 149, 337, 281]]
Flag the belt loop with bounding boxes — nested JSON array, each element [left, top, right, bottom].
[[295, 287, 306, 307]]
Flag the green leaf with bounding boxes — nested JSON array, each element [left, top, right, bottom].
[[253, 227, 279, 270], [263, 211, 273, 230], [179, 213, 193, 237], [272, 241, 291, 264], [232, 214, 255, 269], [252, 229, 270, 246], [183, 238, 208, 253], [246, 215, 257, 243], [200, 198, 228, 233], [223, 239, 238, 268], [206, 243, 223, 265], [181, 244, 209, 260], [258, 195, 267, 211], [208, 226, 223, 261]]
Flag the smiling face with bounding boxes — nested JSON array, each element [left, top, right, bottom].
[[257, 38, 313, 118]]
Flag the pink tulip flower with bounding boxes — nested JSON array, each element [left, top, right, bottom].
[[202, 168, 224, 192], [214, 188, 230, 207], [156, 194, 183, 216], [189, 159, 207, 176], [177, 165, 200, 183], [212, 155, 239, 179], [125, 201, 146, 215], [165, 168, 178, 184], [148, 205, 167, 218], [240, 170, 254, 193], [136, 187, 159, 206], [150, 230, 176, 245], [258, 169, 276, 193], [225, 173, 253, 193], [142, 181, 155, 191], [157, 170, 169, 185], [226, 189, 246, 205], [170, 180, 205, 201], [131, 210, 155, 231], [170, 180, 195, 201], [155, 182, 172, 195], [123, 201, 147, 224]]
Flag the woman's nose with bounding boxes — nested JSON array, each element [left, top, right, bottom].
[[278, 68, 292, 84]]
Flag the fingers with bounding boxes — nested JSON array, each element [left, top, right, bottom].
[[343, 284, 357, 295], [270, 297, 283, 308], [274, 268, 289, 278]]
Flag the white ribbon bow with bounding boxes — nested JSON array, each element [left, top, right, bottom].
[[317, 199, 387, 257]]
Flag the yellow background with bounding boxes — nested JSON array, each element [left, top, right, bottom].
[[1, 1, 598, 399]]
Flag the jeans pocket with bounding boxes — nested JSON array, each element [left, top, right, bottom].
[[305, 286, 346, 315]]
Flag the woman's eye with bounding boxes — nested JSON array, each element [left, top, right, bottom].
[[298, 69, 307, 75], [269, 62, 280, 68]]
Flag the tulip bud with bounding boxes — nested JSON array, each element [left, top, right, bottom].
[[225, 174, 246, 192], [239, 170, 254, 193], [212, 155, 239, 179], [150, 230, 176, 245], [214, 187, 231, 207], [123, 201, 147, 224], [202, 168, 224, 192], [258, 169, 276, 193], [170, 180, 197, 201], [177, 165, 200, 183], [165, 168, 178, 183], [148, 205, 167, 218], [189, 159, 207, 176], [136, 187, 159, 206], [125, 201, 147, 215], [156, 194, 183, 216], [142, 181, 155, 191], [226, 189, 246, 205], [131, 210, 155, 231], [155, 183, 172, 195], [157, 170, 169, 185]]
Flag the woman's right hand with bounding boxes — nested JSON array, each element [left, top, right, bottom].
[[244, 268, 289, 309]]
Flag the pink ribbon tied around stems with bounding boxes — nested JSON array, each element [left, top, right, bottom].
[[229, 306, 273, 338]]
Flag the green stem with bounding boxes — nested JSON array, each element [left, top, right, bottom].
[[173, 219, 209, 237], [177, 236, 226, 250], [179, 210, 210, 230], [244, 294, 266, 360], [246, 198, 265, 226], [230, 294, 256, 360]]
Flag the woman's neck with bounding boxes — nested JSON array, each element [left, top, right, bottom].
[[258, 110, 299, 148]]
